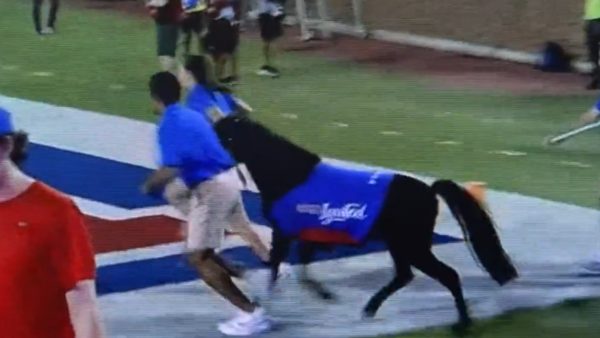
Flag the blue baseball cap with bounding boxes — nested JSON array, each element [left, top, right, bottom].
[[0, 107, 15, 136]]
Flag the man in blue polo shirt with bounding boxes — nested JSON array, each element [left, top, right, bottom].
[[141, 72, 272, 336]]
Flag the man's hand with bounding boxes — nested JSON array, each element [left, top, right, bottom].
[[141, 167, 178, 195]]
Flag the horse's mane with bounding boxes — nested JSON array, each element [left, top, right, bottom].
[[215, 116, 321, 202]]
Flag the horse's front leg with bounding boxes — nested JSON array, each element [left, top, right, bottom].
[[298, 242, 337, 301], [269, 229, 291, 293]]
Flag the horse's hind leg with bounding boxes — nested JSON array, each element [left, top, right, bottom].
[[362, 247, 414, 318], [410, 251, 471, 331], [298, 242, 336, 301]]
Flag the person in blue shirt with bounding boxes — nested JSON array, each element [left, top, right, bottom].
[[141, 72, 272, 336], [179, 54, 252, 122]]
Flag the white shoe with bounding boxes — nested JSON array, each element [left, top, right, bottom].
[[277, 263, 294, 279], [256, 66, 280, 78], [41, 27, 55, 35], [218, 308, 272, 336]]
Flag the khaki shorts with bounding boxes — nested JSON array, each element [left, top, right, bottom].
[[164, 167, 251, 252]]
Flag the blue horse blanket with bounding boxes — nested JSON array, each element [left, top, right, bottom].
[[270, 162, 394, 243]]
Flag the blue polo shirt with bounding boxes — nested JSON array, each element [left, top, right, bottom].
[[157, 103, 235, 187], [186, 84, 237, 121]]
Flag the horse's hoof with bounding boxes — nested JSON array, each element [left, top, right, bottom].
[[361, 309, 376, 319], [319, 290, 337, 301], [451, 319, 473, 336]]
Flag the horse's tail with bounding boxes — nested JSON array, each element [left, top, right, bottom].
[[431, 180, 518, 286]]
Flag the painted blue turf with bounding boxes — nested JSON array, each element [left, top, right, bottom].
[[97, 234, 460, 295], [22, 143, 461, 295], [23, 143, 162, 209]]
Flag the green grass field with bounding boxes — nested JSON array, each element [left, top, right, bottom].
[[1, 0, 600, 336]]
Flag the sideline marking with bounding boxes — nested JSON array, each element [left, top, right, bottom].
[[31, 71, 54, 77], [559, 161, 593, 169], [490, 150, 527, 157], [435, 140, 462, 146], [280, 113, 298, 120], [380, 130, 402, 136], [109, 84, 127, 91], [333, 122, 349, 128], [1, 65, 19, 71]]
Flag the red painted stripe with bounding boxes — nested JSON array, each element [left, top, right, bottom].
[[85, 215, 182, 254], [299, 228, 358, 245]]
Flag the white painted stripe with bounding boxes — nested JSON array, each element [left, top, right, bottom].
[[97, 223, 272, 266], [97, 242, 185, 266], [72, 196, 184, 221]]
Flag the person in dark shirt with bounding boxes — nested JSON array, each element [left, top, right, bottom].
[[203, 0, 242, 84], [256, 0, 286, 78], [33, 0, 60, 35], [147, 0, 183, 73], [181, 0, 208, 56]]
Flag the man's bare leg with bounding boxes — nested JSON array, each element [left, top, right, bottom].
[[190, 249, 256, 313]]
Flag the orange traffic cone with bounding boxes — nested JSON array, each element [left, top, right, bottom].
[[464, 181, 487, 206]]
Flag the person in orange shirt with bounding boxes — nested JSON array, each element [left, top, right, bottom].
[[0, 107, 105, 338]]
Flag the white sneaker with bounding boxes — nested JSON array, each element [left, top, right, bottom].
[[256, 66, 280, 78], [277, 263, 294, 279], [218, 308, 272, 336], [41, 27, 55, 35]]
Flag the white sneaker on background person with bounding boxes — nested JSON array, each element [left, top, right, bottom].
[[218, 307, 272, 336]]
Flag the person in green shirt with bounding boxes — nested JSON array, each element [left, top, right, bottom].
[[585, 0, 600, 89]]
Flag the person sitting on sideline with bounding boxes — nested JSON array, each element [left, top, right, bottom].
[[141, 72, 273, 336], [0, 107, 105, 338]]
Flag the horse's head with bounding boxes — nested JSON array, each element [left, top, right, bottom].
[[214, 114, 321, 203], [213, 114, 254, 164]]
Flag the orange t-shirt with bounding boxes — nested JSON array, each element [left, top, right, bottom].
[[0, 182, 96, 338]]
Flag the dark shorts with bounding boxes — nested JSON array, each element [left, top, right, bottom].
[[156, 23, 179, 57], [181, 11, 205, 35], [203, 18, 240, 56], [259, 13, 284, 42]]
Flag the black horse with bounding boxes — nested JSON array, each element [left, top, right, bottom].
[[214, 115, 518, 330]]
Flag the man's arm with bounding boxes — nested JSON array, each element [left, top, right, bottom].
[[142, 167, 179, 194], [66, 280, 106, 338]]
